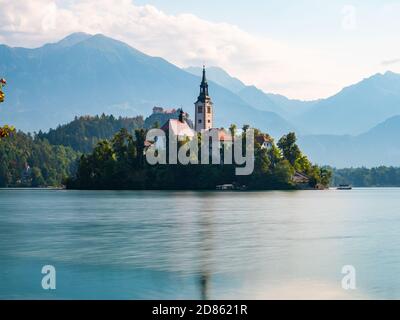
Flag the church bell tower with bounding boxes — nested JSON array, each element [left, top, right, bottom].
[[195, 66, 213, 132]]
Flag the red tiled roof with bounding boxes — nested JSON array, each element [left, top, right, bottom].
[[161, 119, 195, 138], [217, 129, 233, 142], [255, 135, 272, 144]]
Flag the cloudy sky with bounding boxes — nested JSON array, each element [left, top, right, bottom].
[[0, 0, 400, 100]]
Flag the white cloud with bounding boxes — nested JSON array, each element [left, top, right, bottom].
[[341, 5, 357, 30], [0, 0, 399, 100]]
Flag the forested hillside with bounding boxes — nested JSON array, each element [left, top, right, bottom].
[[37, 114, 144, 153], [0, 131, 79, 187], [1, 115, 331, 190]]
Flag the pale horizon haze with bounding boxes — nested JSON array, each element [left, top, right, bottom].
[[1, 0, 400, 100]]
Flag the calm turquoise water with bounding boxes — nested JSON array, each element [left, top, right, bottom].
[[1, 188, 400, 300]]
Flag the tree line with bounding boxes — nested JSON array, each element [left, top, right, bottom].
[[332, 167, 400, 187], [66, 127, 332, 190], [36, 114, 144, 153], [0, 131, 78, 187], [0, 114, 332, 189]]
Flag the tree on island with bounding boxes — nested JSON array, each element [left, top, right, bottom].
[[67, 127, 332, 190], [278, 132, 332, 188]]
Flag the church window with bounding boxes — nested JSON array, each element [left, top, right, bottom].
[[207, 107, 211, 113], [198, 106, 203, 113]]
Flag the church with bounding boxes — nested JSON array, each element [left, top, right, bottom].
[[159, 66, 231, 143]]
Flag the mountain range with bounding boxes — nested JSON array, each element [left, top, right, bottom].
[[185, 66, 400, 167], [0, 33, 293, 138], [298, 116, 400, 167], [299, 71, 400, 135], [1, 32, 400, 167], [184, 66, 318, 120]]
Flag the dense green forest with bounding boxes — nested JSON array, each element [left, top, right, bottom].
[[1, 114, 334, 189], [0, 131, 79, 187], [37, 114, 144, 153], [0, 114, 143, 188], [67, 128, 332, 190], [6, 114, 400, 189], [332, 167, 400, 187]]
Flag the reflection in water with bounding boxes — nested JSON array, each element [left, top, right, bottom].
[[197, 194, 215, 300], [199, 274, 210, 301], [1, 189, 400, 299]]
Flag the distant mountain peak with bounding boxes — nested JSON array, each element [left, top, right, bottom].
[[364, 70, 400, 82], [365, 114, 400, 133], [54, 32, 93, 48], [48, 32, 150, 60], [384, 70, 399, 76], [0, 32, 294, 136]]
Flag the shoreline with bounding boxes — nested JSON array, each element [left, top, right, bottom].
[[3, 186, 400, 191]]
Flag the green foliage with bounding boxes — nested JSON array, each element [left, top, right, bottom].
[[68, 128, 331, 190], [36, 114, 144, 153], [278, 132, 301, 166], [332, 167, 400, 187], [307, 165, 332, 188], [0, 113, 330, 190], [277, 132, 333, 188], [0, 131, 79, 187]]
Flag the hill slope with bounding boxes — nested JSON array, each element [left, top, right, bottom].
[[298, 116, 400, 168], [299, 72, 400, 135], [37, 114, 144, 153], [184, 66, 246, 94], [185, 66, 316, 119]]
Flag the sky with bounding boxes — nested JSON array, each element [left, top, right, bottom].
[[0, 0, 400, 100]]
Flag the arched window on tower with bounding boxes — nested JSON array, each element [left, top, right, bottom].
[[207, 107, 211, 113], [198, 106, 203, 113]]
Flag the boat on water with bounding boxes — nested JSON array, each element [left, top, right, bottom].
[[337, 184, 352, 190]]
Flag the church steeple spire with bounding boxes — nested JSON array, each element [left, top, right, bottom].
[[202, 65, 207, 84], [198, 65, 209, 101], [195, 65, 213, 132]]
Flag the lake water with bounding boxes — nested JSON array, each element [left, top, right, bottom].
[[1, 188, 400, 300]]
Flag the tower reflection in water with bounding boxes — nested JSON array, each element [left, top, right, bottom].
[[197, 193, 216, 300]]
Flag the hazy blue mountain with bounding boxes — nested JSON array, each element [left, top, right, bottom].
[[266, 93, 319, 117], [184, 66, 317, 120], [186, 66, 400, 137], [236, 85, 283, 114], [299, 71, 400, 135], [298, 116, 400, 168], [184, 66, 246, 93], [47, 32, 92, 48], [0, 33, 295, 137]]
